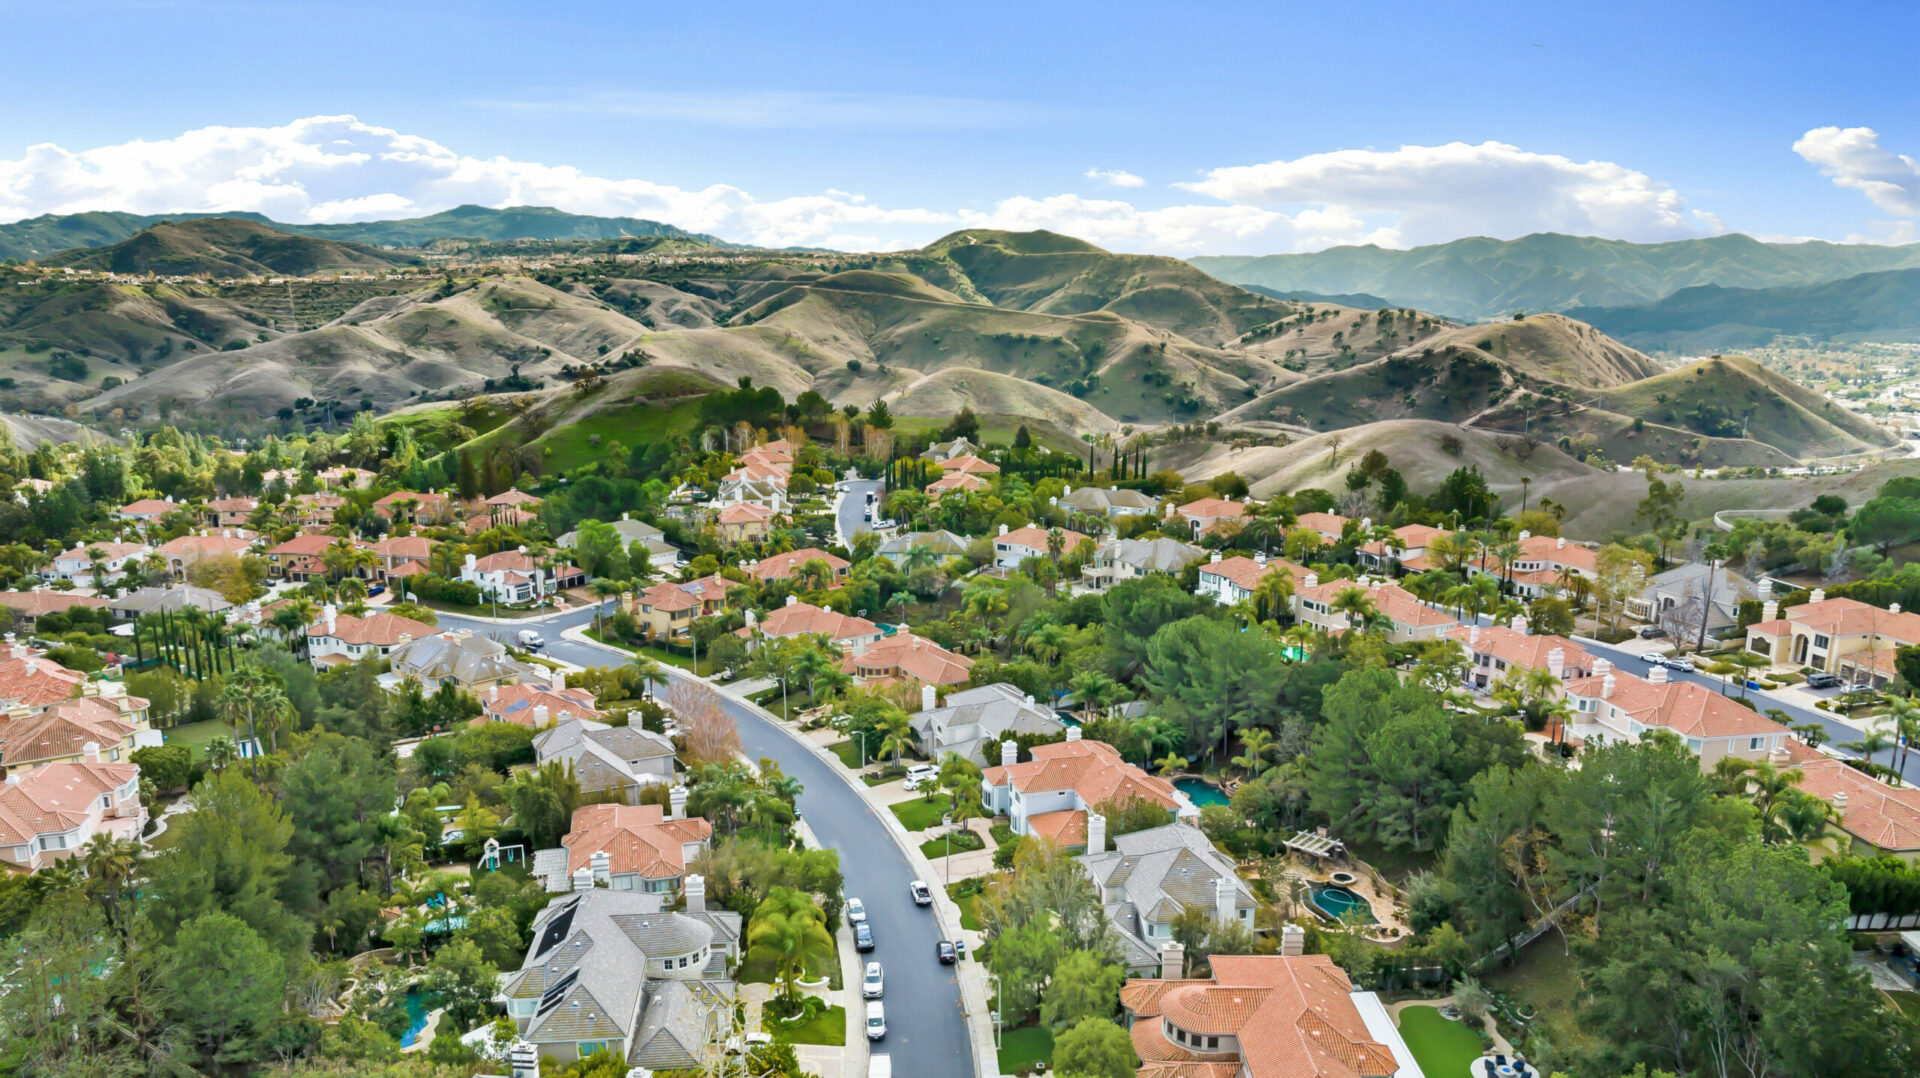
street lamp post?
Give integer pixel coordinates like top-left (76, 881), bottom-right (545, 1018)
top-left (854, 730), bottom-right (868, 773)
top-left (943, 813), bottom-right (953, 887)
top-left (986, 972), bottom-right (1002, 1050)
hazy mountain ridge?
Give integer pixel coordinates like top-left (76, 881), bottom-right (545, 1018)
top-left (1569, 268), bottom-right (1920, 351)
top-left (45, 218), bottom-right (422, 277)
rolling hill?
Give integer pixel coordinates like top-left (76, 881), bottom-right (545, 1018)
top-left (46, 218), bottom-right (421, 277)
top-left (1192, 232), bottom-right (1920, 321)
top-left (1568, 268), bottom-right (1920, 351)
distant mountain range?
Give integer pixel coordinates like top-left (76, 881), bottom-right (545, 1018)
top-left (0, 204), bottom-right (727, 262)
top-left (1569, 268), bottom-right (1920, 351)
top-left (1192, 232), bottom-right (1920, 323)
top-left (45, 218), bottom-right (421, 277)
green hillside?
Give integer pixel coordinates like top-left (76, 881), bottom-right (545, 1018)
top-left (47, 218), bottom-right (420, 277)
top-left (286, 204), bottom-right (730, 247)
top-left (1589, 355), bottom-right (1892, 456)
top-left (0, 210), bottom-right (278, 262)
top-left (1192, 232), bottom-right (1920, 320)
top-left (1569, 268), bottom-right (1920, 350)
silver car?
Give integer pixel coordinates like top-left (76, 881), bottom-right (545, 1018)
top-left (862, 961), bottom-right (884, 999)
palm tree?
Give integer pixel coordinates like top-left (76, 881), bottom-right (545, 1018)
top-left (630, 654), bottom-right (667, 700)
top-left (220, 664), bottom-right (295, 770)
top-left (1231, 728), bottom-right (1277, 777)
top-left (588, 579), bottom-right (621, 635)
top-left (1849, 727), bottom-right (1896, 767)
top-left (1253, 571), bottom-right (1295, 625)
top-left (745, 889), bottom-right (836, 1003)
top-left (1330, 585), bottom-right (1378, 634)
top-left (902, 544), bottom-right (938, 574)
top-left (1068, 670), bottom-right (1126, 724)
top-left (1153, 751), bottom-right (1189, 777)
top-left (81, 833), bottom-right (142, 934)
top-left (1888, 696), bottom-right (1920, 777)
top-left (204, 736), bottom-right (239, 773)
top-left (876, 708), bottom-right (917, 772)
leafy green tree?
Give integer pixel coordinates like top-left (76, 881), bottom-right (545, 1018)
top-left (1143, 615), bottom-right (1287, 758)
top-left (1041, 949), bottom-right (1124, 1029)
top-left (280, 730), bottom-right (398, 916)
top-left (0, 894), bottom-right (136, 1074)
top-left (1051, 1017), bottom-right (1137, 1078)
top-left (426, 937), bottom-right (501, 1033)
top-left (1851, 496), bottom-right (1920, 555)
top-left (745, 887), bottom-right (836, 1003)
top-left (142, 769), bottom-right (308, 955)
top-left (164, 911), bottom-right (288, 1064)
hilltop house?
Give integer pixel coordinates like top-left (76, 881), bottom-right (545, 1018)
top-left (927, 471), bottom-right (989, 499)
top-left (202, 496), bottom-right (259, 528)
top-left (372, 490), bottom-right (451, 524)
top-left (1082, 823), bottom-right (1259, 975)
top-left (939, 453), bottom-right (1000, 477)
top-left (1059, 485), bottom-right (1161, 520)
top-left (920, 436), bottom-right (980, 461)
top-left (0, 750), bottom-right (147, 873)
top-left (154, 531), bottom-right (254, 577)
top-left (1470, 533), bottom-right (1599, 598)
top-left (40, 541), bottom-right (150, 586)
top-left (1744, 591), bottom-right (1920, 688)
top-left (1447, 619), bottom-right (1594, 693)
top-left (1628, 562), bottom-right (1756, 638)
top-left (116, 497), bottom-right (177, 523)
top-left (1292, 578), bottom-right (1457, 642)
top-left (981, 732), bottom-right (1193, 847)
top-left (461, 549), bottom-right (586, 604)
top-left (534, 802), bottom-right (714, 895)
top-left (1082, 537), bottom-right (1206, 593)
top-left (499, 886), bottom-right (739, 1067)
top-left (534, 718), bottom-right (678, 803)
top-left (1121, 953), bottom-right (1412, 1078)
top-left (715, 503), bottom-right (775, 545)
top-left (1357, 523), bottom-right (1451, 573)
top-left (1171, 497), bottom-right (1245, 540)
top-left (909, 682), bottom-right (1064, 766)
top-left (558, 516), bottom-right (681, 569)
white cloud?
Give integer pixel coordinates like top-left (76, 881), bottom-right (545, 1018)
top-left (0, 116), bottom-right (1715, 255)
top-left (1179, 140), bottom-right (1702, 246)
top-left (1084, 167), bottom-right (1144, 188)
top-left (1793, 126), bottom-right (1920, 217)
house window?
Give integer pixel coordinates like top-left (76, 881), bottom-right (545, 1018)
top-left (1749, 737), bottom-right (1764, 751)
top-left (1814, 634), bottom-right (1830, 649)
top-left (1686, 738), bottom-right (1702, 752)
top-left (1206, 1036), bottom-right (1219, 1049)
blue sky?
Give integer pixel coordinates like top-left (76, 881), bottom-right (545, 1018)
top-left (1, 0), bottom-right (1916, 252)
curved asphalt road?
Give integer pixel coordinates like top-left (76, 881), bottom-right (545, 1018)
top-left (433, 605), bottom-right (975, 1077)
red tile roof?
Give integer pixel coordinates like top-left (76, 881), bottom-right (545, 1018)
top-left (718, 503), bottom-right (775, 525)
top-left (0, 760), bottom-right (139, 847)
top-left (1176, 498), bottom-right (1245, 520)
top-left (998, 525), bottom-right (1091, 554)
top-left (983, 738), bottom-right (1177, 811)
top-left (1793, 755), bottom-right (1920, 853)
top-left (1785, 597), bottom-right (1920, 642)
top-left (841, 632), bottom-right (972, 686)
top-left (927, 472), bottom-right (989, 497)
top-left (941, 454), bottom-right (1000, 476)
top-left (118, 498), bottom-right (176, 517)
top-left (751, 548), bottom-right (850, 582)
top-left (480, 683), bottom-right (602, 727)
top-left (1293, 512), bottom-right (1350, 537)
top-left (562, 803), bottom-right (712, 880)
top-left (1199, 555), bottom-right (1311, 593)
top-left (1565, 670), bottom-right (1790, 739)
top-left (755, 601), bottom-right (878, 644)
top-left (0, 656), bottom-right (86, 709)
top-left (0, 592), bottom-right (109, 618)
top-left (308, 612), bottom-right (437, 648)
top-left (1446, 624), bottom-right (1591, 672)
top-left (0, 697), bottom-right (137, 766)
top-left (1125, 955), bottom-right (1396, 1078)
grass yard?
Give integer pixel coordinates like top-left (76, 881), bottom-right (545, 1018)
top-left (947, 880), bottom-right (986, 931)
top-left (764, 1000), bottom-right (846, 1047)
top-left (890, 793), bottom-right (956, 832)
top-left (920, 829), bottom-right (986, 859)
top-left (1484, 937), bottom-right (1588, 1054)
top-left (1885, 990), bottom-right (1920, 1021)
top-left (827, 739), bottom-right (865, 769)
top-left (996, 1024), bottom-right (1053, 1073)
top-left (158, 718), bottom-right (237, 760)
top-left (582, 631), bottom-right (719, 677)
top-left (1396, 1006), bottom-right (1487, 1078)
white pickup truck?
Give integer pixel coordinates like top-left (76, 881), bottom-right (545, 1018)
top-left (516, 629), bottom-right (544, 649)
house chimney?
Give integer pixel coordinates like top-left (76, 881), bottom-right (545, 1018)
top-left (572, 866), bottom-right (594, 892)
top-left (1811, 588), bottom-right (1826, 604)
top-left (1833, 789), bottom-right (1850, 811)
top-left (1468, 625), bottom-right (1480, 647)
top-left (1768, 746), bottom-right (1791, 768)
top-left (1085, 811), bottom-right (1106, 854)
top-left (83, 741), bottom-right (99, 763)
top-left (1511, 614), bottom-right (1529, 635)
top-left (1593, 658), bottom-right (1611, 677)
top-left (999, 524), bottom-right (1009, 536)
top-left (551, 669), bottom-right (564, 692)
top-left (1160, 941), bottom-right (1185, 980)
top-left (464, 552), bottom-right (476, 569)
top-left (669, 785), bottom-right (689, 820)
top-left (684, 873), bottom-right (706, 913)
top-left (1893, 603), bottom-right (1904, 615)
top-left (590, 849), bottom-right (611, 884)
top-left (921, 684), bottom-right (936, 712)
top-left (489, 684), bottom-right (500, 701)
top-left (1023, 693), bottom-right (1035, 707)
top-left (509, 1044), bottom-right (540, 1078)
top-left (1602, 673), bottom-right (1616, 698)
top-left (397, 633), bottom-right (412, 646)
top-left (785, 594), bottom-right (798, 607)
top-left (1547, 648), bottom-right (1565, 681)
top-left (1215, 875), bottom-right (1238, 926)
top-left (1556, 536), bottom-right (1568, 549)
top-left (1762, 600), bottom-right (1779, 622)
top-left (1648, 665), bottom-right (1668, 684)
top-left (1304, 573), bottom-right (1318, 588)
top-left (1065, 726), bottom-right (1082, 742)
top-left (1002, 740), bottom-right (1018, 767)
top-left (1063, 485), bottom-right (1072, 496)
top-left (1281, 924), bottom-right (1305, 957)
top-left (1518, 530), bottom-right (1531, 541)
top-left (533, 704), bottom-right (550, 726)
top-left (1210, 551), bottom-right (1222, 563)
top-left (323, 603), bottom-right (337, 635)
top-left (23, 659), bottom-right (36, 676)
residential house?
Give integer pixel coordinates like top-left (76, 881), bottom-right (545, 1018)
top-left (372, 490), bottom-right (451, 524)
top-left (717, 447), bottom-right (790, 510)
top-left (0, 696), bottom-right (146, 768)
top-left (1447, 619), bottom-right (1594, 693)
top-left (744, 597), bottom-right (883, 654)
top-left (39, 541), bottom-right (149, 585)
top-left (1083, 538), bottom-right (1207, 593)
top-left (386, 629), bottom-right (545, 693)
top-left (533, 802), bottom-right (714, 895)
top-left (1292, 511), bottom-right (1352, 544)
top-left (1471, 533), bottom-right (1599, 598)
top-left (0, 751), bottom-right (147, 873)
top-left (499, 886), bottom-right (739, 1066)
top-left (1779, 740), bottom-right (1920, 865)
top-left (1082, 823), bottom-right (1259, 975)
top-left (290, 492), bottom-right (346, 526)
top-left (910, 682), bottom-right (1064, 767)
top-left (108, 585), bottom-right (233, 621)
top-left (920, 436), bottom-right (980, 461)
top-left (1171, 497), bottom-right (1245, 540)
top-left (1628, 562), bottom-right (1756, 637)
top-left (632, 575), bottom-right (742, 643)
top-left (715, 503), bottom-right (775, 545)
top-left (558, 515), bottom-right (681, 570)
top-left (1121, 953), bottom-right (1412, 1078)
top-left (461, 549), bottom-right (585, 604)
top-left (927, 471), bottom-right (989, 499)
top-left (315, 466), bottom-right (375, 489)
top-left (486, 489), bottom-right (543, 509)
top-left (0, 648), bottom-right (145, 719)
top-left (202, 496), bottom-right (259, 527)
top-left (368, 535), bottom-right (435, 580)
top-left (981, 733), bottom-right (1194, 847)
top-left (1562, 659), bottom-right (1790, 769)
top-left (1357, 523), bottom-right (1451, 572)
top-left (1292, 578), bottom-right (1457, 642)
top-left (116, 497), bottom-right (177, 523)
top-left (534, 718), bottom-right (678, 803)
top-left (993, 523), bottom-right (1090, 570)
top-left (877, 530), bottom-right (971, 566)
top-left (1744, 591), bottom-right (1920, 688)
top-left (154, 531), bottom-right (254, 577)
top-left (0, 591), bottom-right (109, 628)
top-left (306, 605), bottom-right (438, 669)
top-left (842, 632), bottom-right (973, 688)
top-left (263, 533), bottom-right (347, 579)
top-left (479, 675), bottom-right (604, 727)
top-left (467, 504), bottom-right (539, 534)
top-left (939, 453), bottom-right (1000, 477)
top-left (1058, 485), bottom-right (1161, 520)
top-left (748, 548), bottom-right (850, 584)
top-left (1195, 552), bottom-right (1312, 607)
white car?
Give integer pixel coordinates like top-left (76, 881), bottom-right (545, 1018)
top-left (1640, 652), bottom-right (1665, 663)
top-left (1663, 657), bottom-right (1696, 673)
top-left (845, 897), bottom-right (867, 926)
top-left (862, 961), bottom-right (885, 999)
top-left (909, 880), bottom-right (932, 906)
top-left (865, 1001), bottom-right (887, 1041)
top-left (905, 764), bottom-right (939, 785)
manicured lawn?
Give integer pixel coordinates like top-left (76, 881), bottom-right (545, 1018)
top-left (827, 739), bottom-right (865, 769)
top-left (158, 718), bottom-right (236, 760)
top-left (1396, 1006), bottom-right (1486, 1078)
top-left (997, 1024), bottom-right (1053, 1073)
top-left (890, 794), bottom-right (955, 832)
top-left (920, 829), bottom-right (985, 859)
top-left (947, 880), bottom-right (986, 931)
top-left (765, 1000), bottom-right (846, 1047)
top-left (1886, 990), bottom-right (1920, 1021)
top-left (752, 687), bottom-right (819, 721)
top-left (581, 632), bottom-right (719, 677)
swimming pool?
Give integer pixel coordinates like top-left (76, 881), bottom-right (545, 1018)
top-left (1308, 882), bottom-right (1377, 925)
top-left (401, 986), bottom-right (432, 1048)
top-left (1174, 777), bottom-right (1229, 807)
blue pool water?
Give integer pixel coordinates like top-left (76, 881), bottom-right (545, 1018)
top-left (401, 986), bottom-right (433, 1048)
top-left (1174, 777), bottom-right (1230, 807)
top-left (1309, 883), bottom-right (1377, 925)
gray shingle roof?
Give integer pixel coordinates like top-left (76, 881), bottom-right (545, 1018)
top-left (627, 979), bottom-right (729, 1068)
top-left (1081, 823), bottom-right (1255, 945)
top-left (1101, 537), bottom-right (1205, 574)
top-left (911, 683), bottom-right (1064, 765)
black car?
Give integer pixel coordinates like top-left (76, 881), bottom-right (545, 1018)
top-left (936, 939), bottom-right (956, 964)
top-left (854, 922), bottom-right (875, 952)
